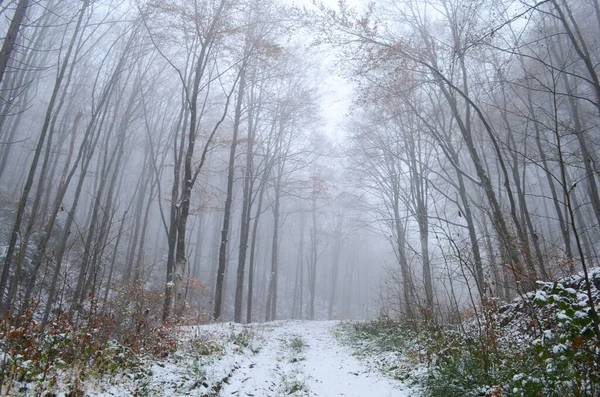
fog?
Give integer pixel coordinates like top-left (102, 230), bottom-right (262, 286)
top-left (0, 0), bottom-right (598, 330)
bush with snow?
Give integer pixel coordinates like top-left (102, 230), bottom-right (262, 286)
top-left (340, 269), bottom-right (600, 397)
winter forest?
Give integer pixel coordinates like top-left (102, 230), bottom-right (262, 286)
top-left (1, 0), bottom-right (600, 395)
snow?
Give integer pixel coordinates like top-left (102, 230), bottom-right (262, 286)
top-left (86, 321), bottom-right (411, 396)
top-left (534, 290), bottom-right (547, 302)
top-left (557, 312), bottom-right (570, 321)
top-left (221, 321), bottom-right (410, 396)
top-left (0, 351), bottom-right (11, 363)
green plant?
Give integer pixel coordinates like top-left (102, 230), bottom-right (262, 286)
top-left (228, 326), bottom-right (255, 352)
top-left (288, 335), bottom-right (307, 354)
top-left (188, 357), bottom-right (207, 384)
top-left (516, 281), bottom-right (600, 397)
top-left (421, 332), bottom-right (505, 397)
top-left (420, 277), bottom-right (600, 397)
top-left (341, 316), bottom-right (415, 353)
top-left (191, 339), bottom-right (223, 356)
top-left (280, 374), bottom-right (308, 395)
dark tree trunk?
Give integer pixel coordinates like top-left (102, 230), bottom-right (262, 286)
top-left (214, 70), bottom-right (246, 321)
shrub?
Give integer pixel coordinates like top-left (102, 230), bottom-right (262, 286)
top-left (288, 335), bottom-right (307, 353)
top-left (340, 272), bottom-right (600, 397)
top-left (228, 326), bottom-right (255, 352)
top-left (0, 296), bottom-right (179, 395)
top-left (422, 277), bottom-right (600, 397)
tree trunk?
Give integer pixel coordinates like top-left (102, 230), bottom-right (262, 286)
top-left (307, 191), bottom-right (318, 320)
top-left (327, 218), bottom-right (341, 320)
top-left (214, 70), bottom-right (246, 321)
top-left (0, 0), bottom-right (29, 86)
top-left (246, 159), bottom-right (269, 323)
top-left (265, 170), bottom-right (282, 322)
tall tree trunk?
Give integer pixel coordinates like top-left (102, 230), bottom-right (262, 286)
top-left (162, 104), bottom-right (186, 321)
top-left (133, 178), bottom-right (157, 283)
top-left (292, 217), bottom-right (305, 320)
top-left (327, 221), bottom-right (341, 320)
top-left (214, 70), bottom-right (246, 321)
top-left (102, 210), bottom-right (127, 311)
top-left (246, 159), bottom-right (269, 323)
top-left (165, 0), bottom-right (230, 321)
top-left (124, 172), bottom-right (149, 282)
top-left (265, 170), bottom-right (282, 322)
top-left (233, 71), bottom-right (253, 323)
top-left (308, 188), bottom-right (318, 321)
top-left (407, 131), bottom-right (433, 314)
top-left (392, 196), bottom-right (415, 320)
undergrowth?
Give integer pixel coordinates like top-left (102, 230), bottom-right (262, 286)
top-left (340, 270), bottom-right (600, 397)
top-left (0, 300), bottom-right (179, 395)
top-left (277, 333), bottom-right (309, 396)
top-left (336, 316), bottom-right (421, 383)
top-left (341, 316), bottom-right (416, 352)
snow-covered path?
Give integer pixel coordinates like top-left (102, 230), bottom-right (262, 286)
top-left (89, 320), bottom-right (411, 396)
top-left (221, 321), bottom-right (409, 397)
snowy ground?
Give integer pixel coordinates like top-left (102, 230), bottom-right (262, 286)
top-left (220, 321), bottom-right (410, 396)
top-left (91, 320), bottom-right (411, 396)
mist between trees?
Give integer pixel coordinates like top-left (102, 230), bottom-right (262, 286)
top-left (0, 0), bottom-right (598, 335)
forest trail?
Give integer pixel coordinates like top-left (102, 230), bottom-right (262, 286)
top-left (220, 321), bottom-right (409, 397)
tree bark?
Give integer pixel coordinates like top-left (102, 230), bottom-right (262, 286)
top-left (0, 0), bottom-right (29, 86)
top-left (214, 70), bottom-right (246, 321)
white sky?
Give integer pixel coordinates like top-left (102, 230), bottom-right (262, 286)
top-left (285, 0), bottom-right (366, 143)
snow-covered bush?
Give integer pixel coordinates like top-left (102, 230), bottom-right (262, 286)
top-left (512, 280), bottom-right (600, 396)
top-left (423, 270), bottom-right (600, 397)
top-left (340, 270), bottom-right (600, 397)
top-left (0, 298), bottom-right (179, 395)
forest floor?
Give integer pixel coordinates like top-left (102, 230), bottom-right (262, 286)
top-left (88, 320), bottom-right (412, 396)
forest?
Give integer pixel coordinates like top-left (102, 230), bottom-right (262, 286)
top-left (0, 0), bottom-right (599, 395)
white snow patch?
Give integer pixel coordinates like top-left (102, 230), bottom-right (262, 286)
top-left (221, 321), bottom-right (411, 396)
